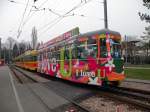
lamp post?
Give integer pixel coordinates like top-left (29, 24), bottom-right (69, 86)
top-left (104, 0), bottom-right (108, 29)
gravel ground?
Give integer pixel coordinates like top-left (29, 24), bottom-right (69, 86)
top-left (80, 96), bottom-right (146, 112)
top-left (120, 81), bottom-right (150, 92)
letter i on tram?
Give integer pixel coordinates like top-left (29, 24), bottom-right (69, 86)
top-left (37, 27), bottom-right (125, 86)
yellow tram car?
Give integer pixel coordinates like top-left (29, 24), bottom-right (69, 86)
top-left (14, 50), bottom-right (38, 71)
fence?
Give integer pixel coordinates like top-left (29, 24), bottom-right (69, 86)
top-left (124, 55), bottom-right (150, 64)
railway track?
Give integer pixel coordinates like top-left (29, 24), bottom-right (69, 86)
top-left (9, 66), bottom-right (55, 112)
top-left (9, 66), bottom-right (91, 112)
top-left (124, 80), bottom-right (150, 85)
top-left (93, 86), bottom-right (150, 111)
top-left (105, 86), bottom-right (150, 102)
top-left (10, 66), bottom-right (150, 111)
top-left (10, 66), bottom-right (37, 84)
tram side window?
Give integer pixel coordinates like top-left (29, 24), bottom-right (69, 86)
top-left (87, 38), bottom-right (97, 58)
top-left (100, 38), bottom-right (107, 58)
top-left (47, 52), bottom-right (51, 59)
top-left (77, 46), bottom-right (88, 60)
top-left (39, 53), bottom-right (42, 61)
top-left (65, 49), bottom-right (69, 60)
top-left (33, 56), bottom-right (37, 61)
top-left (77, 39), bottom-right (97, 60)
top-left (40, 53), bottom-right (42, 61)
top-left (56, 52), bottom-right (60, 61)
top-left (51, 51), bottom-right (55, 59)
top-left (72, 48), bottom-right (77, 59)
top-left (37, 54), bottom-right (39, 61)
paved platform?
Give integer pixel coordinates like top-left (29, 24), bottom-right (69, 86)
top-left (0, 66), bottom-right (69, 112)
top-left (125, 78), bottom-right (150, 84)
top-left (0, 66), bottom-right (20, 112)
top-left (125, 67), bottom-right (150, 69)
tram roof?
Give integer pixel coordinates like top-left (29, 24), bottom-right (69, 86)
top-left (14, 50), bottom-right (38, 60)
top-left (24, 50), bottom-right (38, 56)
top-left (79, 29), bottom-right (121, 37)
top-left (38, 28), bottom-right (121, 50)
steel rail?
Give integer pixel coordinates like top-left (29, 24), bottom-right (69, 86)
top-left (96, 91), bottom-right (150, 111)
top-left (10, 67), bottom-right (23, 84)
top-left (124, 80), bottom-right (150, 85)
top-left (94, 87), bottom-right (150, 111)
top-left (44, 84), bottom-right (91, 112)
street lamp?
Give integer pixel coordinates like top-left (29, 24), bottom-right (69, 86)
top-left (104, 0), bottom-right (108, 29)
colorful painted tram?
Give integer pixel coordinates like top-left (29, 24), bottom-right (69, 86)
top-left (37, 27), bottom-right (125, 86)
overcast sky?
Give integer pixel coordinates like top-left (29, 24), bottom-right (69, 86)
top-left (0, 0), bottom-right (149, 43)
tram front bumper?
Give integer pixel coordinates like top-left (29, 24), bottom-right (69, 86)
top-left (107, 72), bottom-right (125, 81)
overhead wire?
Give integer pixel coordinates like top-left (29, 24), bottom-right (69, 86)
top-left (21, 0), bottom-right (49, 29)
top-left (8, 0), bottom-right (33, 6)
top-left (31, 7), bottom-right (62, 17)
top-left (66, 13), bottom-right (104, 20)
top-left (17, 0), bottom-right (30, 38)
top-left (15, 0), bottom-right (100, 39)
top-left (16, 0), bottom-right (50, 38)
top-left (39, 0), bottom-right (93, 36)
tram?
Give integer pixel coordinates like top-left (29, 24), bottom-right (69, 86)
top-left (37, 27), bottom-right (125, 86)
top-left (14, 50), bottom-right (38, 71)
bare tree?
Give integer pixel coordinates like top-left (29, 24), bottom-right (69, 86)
top-left (12, 44), bottom-right (19, 58)
top-left (141, 26), bottom-right (150, 56)
top-left (139, 0), bottom-right (150, 23)
top-left (31, 26), bottom-right (38, 50)
top-left (18, 42), bottom-right (26, 54)
top-left (6, 37), bottom-right (16, 63)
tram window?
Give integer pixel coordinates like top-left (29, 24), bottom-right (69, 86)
top-left (28, 56), bottom-right (32, 61)
top-left (41, 54), bottom-right (43, 61)
top-left (65, 49), bottom-right (69, 60)
top-left (40, 54), bottom-right (42, 61)
top-left (77, 45), bottom-right (97, 59)
top-left (47, 52), bottom-right (50, 59)
top-left (33, 56), bottom-right (37, 61)
top-left (38, 54), bottom-right (41, 61)
top-left (49, 52), bottom-right (51, 59)
top-left (100, 38), bottom-right (107, 58)
top-left (56, 52), bottom-right (60, 60)
top-left (72, 48), bottom-right (77, 59)
top-left (37, 54), bottom-right (39, 61)
top-left (110, 39), bottom-right (121, 58)
top-left (87, 38), bottom-right (96, 44)
top-left (39, 54), bottom-right (41, 61)
top-left (45, 52), bottom-right (47, 59)
top-left (43, 51), bottom-right (46, 59)
top-left (77, 46), bottom-right (88, 59)
top-left (87, 44), bottom-right (97, 58)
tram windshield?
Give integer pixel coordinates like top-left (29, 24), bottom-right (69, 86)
top-left (110, 39), bottom-right (121, 58)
